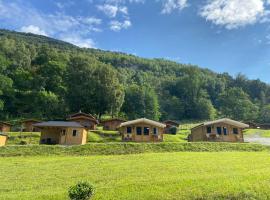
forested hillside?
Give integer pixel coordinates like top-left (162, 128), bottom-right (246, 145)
top-left (0, 29), bottom-right (269, 122)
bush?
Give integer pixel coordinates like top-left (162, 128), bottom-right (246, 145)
top-left (68, 181), bottom-right (95, 200)
top-left (169, 126), bottom-right (178, 135)
top-left (19, 140), bottom-right (27, 145)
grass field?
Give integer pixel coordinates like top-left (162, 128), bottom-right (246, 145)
top-left (243, 129), bottom-right (270, 137)
top-left (1, 152), bottom-right (270, 200)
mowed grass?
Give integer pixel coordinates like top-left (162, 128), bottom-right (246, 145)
top-left (1, 152), bottom-right (270, 200)
top-left (244, 129), bottom-right (270, 137)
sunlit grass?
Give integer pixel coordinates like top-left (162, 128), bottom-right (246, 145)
top-left (1, 152), bottom-right (270, 200)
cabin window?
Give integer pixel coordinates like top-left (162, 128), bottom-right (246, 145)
top-left (144, 127), bottom-right (150, 135)
top-left (233, 128), bottom-right (238, 134)
top-left (153, 128), bottom-right (158, 135)
top-left (72, 130), bottom-right (77, 137)
top-left (136, 127), bottom-right (142, 135)
top-left (223, 127), bottom-right (227, 135)
top-left (206, 126), bottom-right (211, 134)
top-left (217, 127), bottom-right (222, 135)
top-left (127, 127), bottom-right (132, 134)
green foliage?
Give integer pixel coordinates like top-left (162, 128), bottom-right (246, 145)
top-left (0, 29), bottom-right (269, 122)
top-left (122, 85), bottom-right (160, 120)
top-left (68, 181), bottom-right (95, 200)
top-left (217, 87), bottom-right (259, 121)
top-left (0, 142), bottom-right (269, 157)
top-left (168, 126), bottom-right (178, 135)
top-left (259, 104), bottom-right (270, 123)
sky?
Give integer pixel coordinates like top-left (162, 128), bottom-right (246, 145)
top-left (0, 0), bottom-right (270, 82)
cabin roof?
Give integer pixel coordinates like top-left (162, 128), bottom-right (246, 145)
top-left (68, 111), bottom-right (95, 119)
top-left (192, 118), bottom-right (249, 129)
top-left (0, 132), bottom-right (8, 136)
top-left (21, 119), bottom-right (41, 123)
top-left (67, 111), bottom-right (98, 123)
top-left (33, 121), bottom-right (84, 128)
top-left (163, 120), bottom-right (180, 126)
top-left (0, 121), bottom-right (12, 126)
top-left (119, 118), bottom-right (166, 128)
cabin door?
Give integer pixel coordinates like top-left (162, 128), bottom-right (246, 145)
top-left (59, 129), bottom-right (67, 144)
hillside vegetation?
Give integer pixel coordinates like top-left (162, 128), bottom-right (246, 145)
top-left (0, 29), bottom-right (270, 122)
top-left (2, 152), bottom-right (270, 200)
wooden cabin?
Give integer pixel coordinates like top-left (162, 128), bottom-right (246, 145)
top-left (164, 120), bottom-right (180, 134)
top-left (67, 111), bottom-right (98, 130)
top-left (21, 119), bottom-right (41, 132)
top-left (0, 122), bottom-right (11, 132)
top-left (119, 118), bottom-right (166, 142)
top-left (189, 118), bottom-right (249, 142)
top-left (34, 121), bottom-right (88, 145)
top-left (101, 118), bottom-right (126, 131)
top-left (0, 133), bottom-right (8, 146)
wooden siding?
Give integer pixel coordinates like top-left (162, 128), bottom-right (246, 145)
top-left (189, 122), bottom-right (244, 142)
top-left (0, 135), bottom-right (7, 146)
top-left (40, 127), bottom-right (87, 145)
top-left (120, 122), bottom-right (164, 142)
top-left (0, 124), bottom-right (11, 132)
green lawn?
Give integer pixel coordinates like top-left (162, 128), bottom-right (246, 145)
top-left (6, 132), bottom-right (41, 145)
top-left (1, 152), bottom-right (270, 200)
top-left (244, 129), bottom-right (270, 137)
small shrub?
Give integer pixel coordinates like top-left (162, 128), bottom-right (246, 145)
top-left (68, 181), bottom-right (95, 200)
top-left (19, 140), bottom-right (27, 145)
top-left (169, 126), bottom-right (178, 135)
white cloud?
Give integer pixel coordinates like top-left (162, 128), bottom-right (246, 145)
top-left (200, 0), bottom-right (269, 29)
top-left (110, 20), bottom-right (131, 31)
top-left (0, 1), bottom-right (100, 48)
top-left (20, 25), bottom-right (48, 36)
top-left (60, 35), bottom-right (95, 48)
top-left (161, 0), bottom-right (188, 14)
top-left (97, 4), bottom-right (128, 18)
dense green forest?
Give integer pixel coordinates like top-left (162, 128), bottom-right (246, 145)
top-left (0, 29), bottom-right (269, 122)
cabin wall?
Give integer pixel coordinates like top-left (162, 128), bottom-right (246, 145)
top-left (0, 124), bottom-right (11, 132)
top-left (22, 122), bottom-right (39, 132)
top-left (120, 122), bottom-right (164, 142)
top-left (190, 122), bottom-right (244, 142)
top-left (0, 135), bottom-right (7, 146)
top-left (70, 118), bottom-right (97, 130)
top-left (61, 128), bottom-right (87, 145)
top-left (40, 127), bottom-right (87, 145)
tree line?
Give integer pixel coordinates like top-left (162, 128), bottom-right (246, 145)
top-left (0, 29), bottom-right (270, 123)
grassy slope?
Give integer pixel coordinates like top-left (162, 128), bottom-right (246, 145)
top-left (1, 152), bottom-right (270, 200)
top-left (0, 142), bottom-right (269, 157)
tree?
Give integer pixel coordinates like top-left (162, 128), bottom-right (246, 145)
top-left (217, 87), bottom-right (259, 121)
top-left (66, 56), bottom-right (124, 119)
top-left (259, 105), bottom-right (270, 123)
top-left (122, 85), bottom-right (160, 120)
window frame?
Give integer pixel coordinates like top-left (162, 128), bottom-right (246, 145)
top-left (216, 127), bottom-right (222, 135)
top-left (233, 128), bottom-right (239, 134)
top-left (223, 127), bottom-right (227, 135)
top-left (143, 127), bottom-right (150, 135)
top-left (72, 130), bottom-right (78, 137)
top-left (127, 127), bottom-right (132, 134)
top-left (206, 126), bottom-right (212, 134)
top-left (136, 127), bottom-right (142, 135)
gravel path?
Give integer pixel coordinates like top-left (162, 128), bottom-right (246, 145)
top-left (245, 134), bottom-right (270, 145)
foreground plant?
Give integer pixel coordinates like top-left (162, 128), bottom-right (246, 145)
top-left (68, 181), bottom-right (95, 200)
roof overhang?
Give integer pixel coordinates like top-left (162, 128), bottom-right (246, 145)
top-left (192, 118), bottom-right (249, 129)
top-left (119, 118), bottom-right (166, 128)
